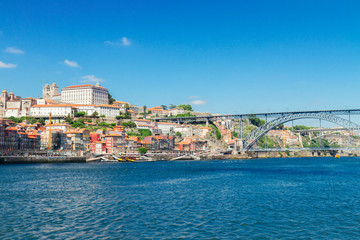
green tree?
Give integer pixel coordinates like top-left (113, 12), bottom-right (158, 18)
top-left (292, 125), bottom-right (311, 131)
top-left (177, 104), bottom-right (193, 111)
top-left (138, 147), bottom-right (148, 155)
top-left (121, 121), bottom-right (137, 128)
top-left (124, 103), bottom-right (130, 115)
top-left (99, 122), bottom-right (110, 127)
top-left (169, 104), bottom-right (176, 109)
top-left (38, 118), bottom-right (45, 125)
top-left (176, 131), bottom-right (182, 137)
top-left (216, 129), bottom-right (221, 140)
top-left (161, 105), bottom-right (168, 110)
top-left (123, 114), bottom-right (131, 119)
top-left (138, 129), bottom-right (152, 137)
top-left (91, 111), bottom-right (99, 118)
top-left (108, 93), bottom-right (116, 104)
top-left (74, 111), bottom-right (86, 117)
top-left (172, 112), bottom-right (196, 118)
top-left (248, 114), bottom-right (265, 127)
top-left (72, 121), bottom-right (85, 128)
top-left (232, 131), bottom-right (239, 138)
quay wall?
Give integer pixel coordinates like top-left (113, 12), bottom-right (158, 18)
top-left (0, 156), bottom-right (86, 164)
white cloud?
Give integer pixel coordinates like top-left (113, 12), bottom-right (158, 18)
top-left (0, 61), bottom-right (16, 68)
top-left (104, 37), bottom-right (131, 47)
top-left (190, 100), bottom-right (207, 105)
top-left (5, 47), bottom-right (24, 54)
top-left (121, 37), bottom-right (131, 46)
top-left (64, 59), bottom-right (80, 68)
top-left (81, 75), bottom-right (105, 83)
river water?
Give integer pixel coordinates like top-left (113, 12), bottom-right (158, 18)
top-left (1, 158), bottom-right (360, 239)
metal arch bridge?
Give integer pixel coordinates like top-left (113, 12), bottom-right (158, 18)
top-left (248, 147), bottom-right (360, 152)
top-left (154, 108), bottom-right (360, 152)
top-left (242, 112), bottom-right (360, 151)
top-left (154, 109), bottom-right (360, 123)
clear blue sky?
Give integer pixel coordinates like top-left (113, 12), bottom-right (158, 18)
top-left (1, 0), bottom-right (360, 114)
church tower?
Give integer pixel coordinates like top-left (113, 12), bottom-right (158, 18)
top-left (43, 83), bottom-right (51, 99)
top-left (43, 83), bottom-right (59, 100)
top-left (0, 90), bottom-right (9, 117)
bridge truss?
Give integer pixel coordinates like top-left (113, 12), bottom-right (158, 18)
top-left (242, 112), bottom-right (360, 151)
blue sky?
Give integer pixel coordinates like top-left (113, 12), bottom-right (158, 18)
top-left (1, 0), bottom-right (360, 115)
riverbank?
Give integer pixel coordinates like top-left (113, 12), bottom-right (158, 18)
top-left (0, 150), bottom-right (358, 164)
top-left (0, 156), bottom-right (86, 164)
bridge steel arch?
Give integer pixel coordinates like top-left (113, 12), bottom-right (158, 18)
top-left (243, 112), bottom-right (360, 151)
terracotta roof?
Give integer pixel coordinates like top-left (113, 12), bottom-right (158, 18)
top-left (127, 136), bottom-right (140, 141)
top-left (6, 127), bottom-right (19, 131)
top-left (157, 122), bottom-right (177, 125)
top-left (113, 101), bottom-right (128, 104)
top-left (64, 84), bottom-right (107, 90)
top-left (106, 134), bottom-right (122, 137)
top-left (97, 104), bottom-right (120, 108)
top-left (45, 123), bottom-right (70, 127)
top-left (135, 119), bottom-right (152, 122)
top-left (75, 104), bottom-right (97, 107)
top-left (137, 124), bottom-right (155, 128)
top-left (65, 131), bottom-right (80, 134)
top-left (32, 104), bottom-right (76, 108)
top-left (148, 106), bottom-right (164, 111)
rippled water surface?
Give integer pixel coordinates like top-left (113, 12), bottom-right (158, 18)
top-left (2, 157), bottom-right (360, 239)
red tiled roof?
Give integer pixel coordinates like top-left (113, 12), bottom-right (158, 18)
top-left (97, 104), bottom-right (120, 108)
top-left (157, 122), bottom-right (177, 125)
top-left (32, 104), bottom-right (76, 108)
top-left (64, 84), bottom-right (107, 90)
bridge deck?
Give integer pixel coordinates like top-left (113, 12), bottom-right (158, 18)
top-left (155, 109), bottom-right (360, 122)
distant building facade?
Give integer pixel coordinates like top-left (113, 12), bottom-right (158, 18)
top-left (30, 104), bottom-right (77, 118)
top-left (61, 83), bottom-right (109, 105)
top-left (0, 90), bottom-right (37, 117)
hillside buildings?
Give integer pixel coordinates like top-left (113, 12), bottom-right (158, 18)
top-left (0, 90), bottom-right (37, 118)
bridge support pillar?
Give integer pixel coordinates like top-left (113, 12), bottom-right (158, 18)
top-left (232, 139), bottom-right (243, 155)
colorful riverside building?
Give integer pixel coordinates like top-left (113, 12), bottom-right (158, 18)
top-left (0, 119), bottom-right (5, 149)
top-left (2, 125), bottom-right (41, 152)
top-left (65, 129), bottom-right (90, 151)
top-left (175, 137), bottom-right (208, 152)
top-left (141, 135), bottom-right (175, 151)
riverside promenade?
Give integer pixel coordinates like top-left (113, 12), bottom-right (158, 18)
top-left (0, 156), bottom-right (86, 164)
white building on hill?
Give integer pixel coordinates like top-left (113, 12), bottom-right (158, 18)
top-left (30, 104), bottom-right (77, 118)
top-left (61, 83), bottom-right (109, 105)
